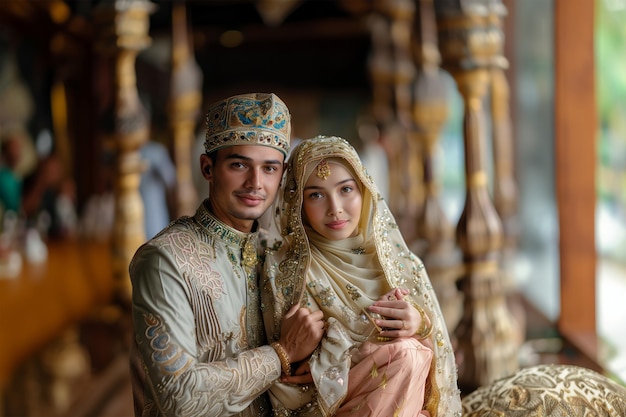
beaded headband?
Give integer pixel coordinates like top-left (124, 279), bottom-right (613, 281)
top-left (204, 93), bottom-right (291, 156)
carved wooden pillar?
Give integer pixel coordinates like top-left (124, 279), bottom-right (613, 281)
top-left (169, 0), bottom-right (202, 217)
top-left (491, 67), bottom-right (518, 256)
top-left (391, 0), bottom-right (423, 241)
top-left (40, 329), bottom-right (89, 414)
top-left (385, 0), bottom-right (416, 126)
top-left (95, 0), bottom-right (155, 305)
top-left (368, 11), bottom-right (395, 127)
top-left (371, 0), bottom-right (422, 239)
top-left (411, 0), bottom-right (463, 332)
top-left (435, 0), bottom-right (519, 391)
top-left (490, 17), bottom-right (525, 356)
top-left (367, 8), bottom-right (404, 218)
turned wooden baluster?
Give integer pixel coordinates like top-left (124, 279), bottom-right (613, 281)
top-left (373, 0), bottom-right (423, 238)
top-left (40, 329), bottom-right (89, 414)
top-left (392, 0), bottom-right (424, 240)
top-left (410, 0), bottom-right (463, 332)
top-left (435, 0), bottom-right (519, 391)
top-left (169, 0), bottom-right (202, 217)
top-left (367, 7), bottom-right (404, 217)
top-left (368, 11), bottom-right (395, 126)
top-left (491, 66), bottom-right (518, 256)
top-left (490, 18), bottom-right (525, 352)
top-left (385, 0), bottom-right (416, 127)
top-left (95, 0), bottom-right (155, 305)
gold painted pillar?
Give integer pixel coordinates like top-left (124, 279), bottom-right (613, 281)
top-left (367, 10), bottom-right (395, 127)
top-left (490, 13), bottom-right (525, 358)
top-left (367, 8), bottom-right (402, 218)
top-left (95, 0), bottom-right (155, 305)
top-left (370, 0), bottom-right (421, 238)
top-left (390, 0), bottom-right (422, 240)
top-left (491, 67), bottom-right (519, 258)
top-left (169, 0), bottom-right (202, 217)
top-left (410, 0), bottom-right (463, 332)
top-left (435, 0), bottom-right (520, 391)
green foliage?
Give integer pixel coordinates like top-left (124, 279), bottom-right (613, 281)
top-left (596, 1), bottom-right (626, 138)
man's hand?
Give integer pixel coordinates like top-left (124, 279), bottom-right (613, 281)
top-left (281, 362), bottom-right (314, 384)
top-left (278, 305), bottom-right (324, 364)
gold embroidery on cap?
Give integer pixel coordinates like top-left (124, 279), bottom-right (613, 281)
top-left (316, 160), bottom-right (331, 180)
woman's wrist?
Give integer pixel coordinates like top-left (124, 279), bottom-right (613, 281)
top-left (411, 302), bottom-right (433, 339)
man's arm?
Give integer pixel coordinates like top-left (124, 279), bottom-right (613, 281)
top-left (130, 243), bottom-right (282, 416)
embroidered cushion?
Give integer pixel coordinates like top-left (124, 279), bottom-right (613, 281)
top-left (462, 364), bottom-right (626, 416)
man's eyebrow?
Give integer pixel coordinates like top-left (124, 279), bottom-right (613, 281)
top-left (225, 153), bottom-right (282, 165)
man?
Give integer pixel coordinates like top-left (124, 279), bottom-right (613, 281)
top-left (129, 93), bottom-right (325, 417)
top-left (0, 134), bottom-right (23, 214)
top-left (138, 139), bottom-right (177, 239)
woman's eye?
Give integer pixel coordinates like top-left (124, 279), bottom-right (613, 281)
top-left (308, 192), bottom-right (323, 200)
top-left (342, 186), bottom-right (353, 193)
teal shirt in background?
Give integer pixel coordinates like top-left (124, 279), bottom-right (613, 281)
top-left (0, 166), bottom-right (21, 213)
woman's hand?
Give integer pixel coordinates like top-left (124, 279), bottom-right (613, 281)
top-left (367, 288), bottom-right (423, 338)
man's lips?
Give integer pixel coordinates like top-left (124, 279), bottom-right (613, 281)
top-left (326, 220), bottom-right (349, 230)
top-left (236, 194), bottom-right (265, 206)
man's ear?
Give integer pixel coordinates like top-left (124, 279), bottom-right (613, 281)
top-left (200, 154), bottom-right (213, 180)
top-left (279, 162), bottom-right (288, 187)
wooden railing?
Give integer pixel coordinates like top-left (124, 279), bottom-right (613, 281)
top-left (0, 239), bottom-right (115, 415)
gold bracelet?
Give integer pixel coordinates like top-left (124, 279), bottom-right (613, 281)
top-left (413, 303), bottom-right (433, 339)
top-left (270, 342), bottom-right (291, 376)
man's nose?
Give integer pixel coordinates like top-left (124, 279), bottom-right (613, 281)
top-left (245, 169), bottom-right (262, 189)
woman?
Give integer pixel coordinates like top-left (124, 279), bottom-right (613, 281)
top-left (262, 136), bottom-right (461, 417)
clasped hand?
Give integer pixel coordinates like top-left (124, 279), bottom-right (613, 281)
top-left (277, 305), bottom-right (323, 384)
top-left (278, 304), bottom-right (325, 365)
top-left (367, 287), bottom-right (422, 338)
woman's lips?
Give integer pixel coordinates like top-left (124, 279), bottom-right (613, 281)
top-left (326, 220), bottom-right (348, 229)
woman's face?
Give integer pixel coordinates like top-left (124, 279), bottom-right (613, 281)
top-left (302, 161), bottom-right (362, 240)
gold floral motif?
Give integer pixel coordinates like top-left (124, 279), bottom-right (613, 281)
top-left (316, 159), bottom-right (331, 180)
top-left (242, 237), bottom-right (257, 275)
top-left (346, 283), bottom-right (361, 300)
top-left (317, 287), bottom-right (335, 307)
top-left (379, 372), bottom-right (388, 389)
top-left (370, 363), bottom-right (378, 378)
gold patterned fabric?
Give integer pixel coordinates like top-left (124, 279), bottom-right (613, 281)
top-left (462, 364), bottom-right (626, 416)
top-left (261, 136), bottom-right (462, 416)
top-left (204, 92), bottom-right (291, 157)
top-left (130, 201), bottom-right (280, 417)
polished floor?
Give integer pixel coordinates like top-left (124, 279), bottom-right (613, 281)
top-left (94, 375), bottom-right (133, 417)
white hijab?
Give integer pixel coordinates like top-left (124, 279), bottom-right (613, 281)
top-left (262, 136), bottom-right (462, 416)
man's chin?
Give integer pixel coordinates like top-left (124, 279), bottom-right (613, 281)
top-left (235, 207), bottom-right (267, 222)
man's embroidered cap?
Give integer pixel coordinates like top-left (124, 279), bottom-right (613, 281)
top-left (204, 93), bottom-right (291, 156)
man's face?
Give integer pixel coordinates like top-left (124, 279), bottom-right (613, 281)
top-left (201, 145), bottom-right (285, 232)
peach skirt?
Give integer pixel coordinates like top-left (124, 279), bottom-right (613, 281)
top-left (335, 337), bottom-right (433, 417)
